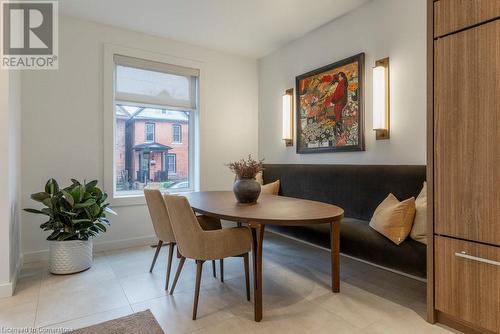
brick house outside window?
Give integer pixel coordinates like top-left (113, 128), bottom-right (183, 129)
top-left (115, 106), bottom-right (189, 191)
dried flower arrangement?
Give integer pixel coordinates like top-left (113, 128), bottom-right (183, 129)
top-left (227, 155), bottom-right (264, 179)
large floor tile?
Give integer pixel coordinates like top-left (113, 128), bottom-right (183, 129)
top-left (131, 286), bottom-right (243, 334)
top-left (39, 255), bottom-right (116, 295)
top-left (105, 246), bottom-right (166, 278)
top-left (360, 307), bottom-right (462, 334)
top-left (195, 297), bottom-right (361, 334)
top-left (35, 276), bottom-right (129, 327)
top-left (157, 259), bottom-right (224, 295)
top-left (0, 274), bottom-right (41, 328)
top-left (39, 306), bottom-right (133, 332)
top-left (312, 281), bottom-right (409, 329)
top-left (0, 299), bottom-right (38, 328)
top-left (0, 233), bottom-right (458, 334)
top-left (190, 315), bottom-right (274, 334)
top-left (119, 271), bottom-right (169, 304)
top-left (264, 299), bottom-right (361, 334)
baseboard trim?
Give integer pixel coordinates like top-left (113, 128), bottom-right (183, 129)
top-left (268, 230), bottom-right (427, 282)
top-left (22, 235), bottom-right (157, 263)
top-left (23, 249), bottom-right (50, 264)
top-left (0, 253), bottom-right (23, 298)
top-left (94, 235), bottom-right (157, 253)
top-left (0, 281), bottom-right (14, 298)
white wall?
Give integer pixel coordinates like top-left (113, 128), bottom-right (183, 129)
top-left (9, 72), bottom-right (21, 293)
top-left (21, 16), bottom-right (258, 258)
top-left (258, 0), bottom-right (426, 165)
top-left (0, 67), bottom-right (9, 292)
top-left (0, 69), bottom-right (22, 297)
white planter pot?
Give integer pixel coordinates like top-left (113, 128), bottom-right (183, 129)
top-left (48, 239), bottom-right (93, 274)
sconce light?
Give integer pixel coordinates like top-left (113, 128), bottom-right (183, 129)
top-left (282, 88), bottom-right (294, 146)
top-left (373, 57), bottom-right (390, 140)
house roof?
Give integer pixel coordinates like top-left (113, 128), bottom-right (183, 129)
top-left (116, 105), bottom-right (189, 122)
top-left (133, 142), bottom-right (172, 152)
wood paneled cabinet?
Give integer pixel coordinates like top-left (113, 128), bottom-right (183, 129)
top-left (434, 0), bottom-right (500, 37)
top-left (435, 236), bottom-right (500, 333)
top-left (429, 1), bottom-right (500, 333)
top-left (434, 19), bottom-right (500, 246)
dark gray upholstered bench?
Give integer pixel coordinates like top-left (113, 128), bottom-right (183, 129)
top-left (262, 164), bottom-right (426, 278)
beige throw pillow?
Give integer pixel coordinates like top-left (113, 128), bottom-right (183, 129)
top-left (369, 193), bottom-right (416, 245)
top-left (410, 182), bottom-right (427, 244)
top-left (255, 171), bottom-right (264, 185)
top-left (261, 180), bottom-right (280, 195)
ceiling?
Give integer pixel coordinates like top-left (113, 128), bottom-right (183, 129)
top-left (59, 0), bottom-right (370, 58)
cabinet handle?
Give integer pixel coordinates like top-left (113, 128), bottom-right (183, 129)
top-left (455, 251), bottom-right (500, 267)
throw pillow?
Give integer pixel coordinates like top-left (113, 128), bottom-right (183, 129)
top-left (255, 171), bottom-right (263, 185)
top-left (369, 193), bottom-right (416, 245)
top-left (410, 182), bottom-right (427, 244)
top-left (261, 180), bottom-right (280, 195)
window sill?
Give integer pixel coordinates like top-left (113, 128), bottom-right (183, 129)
top-left (110, 188), bottom-right (195, 207)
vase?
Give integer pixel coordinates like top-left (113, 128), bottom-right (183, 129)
top-left (48, 239), bottom-right (93, 274)
top-left (233, 177), bottom-right (261, 203)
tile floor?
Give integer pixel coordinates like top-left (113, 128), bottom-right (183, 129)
top-left (1, 233), bottom-right (459, 333)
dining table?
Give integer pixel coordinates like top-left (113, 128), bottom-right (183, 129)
top-left (184, 191), bottom-right (344, 322)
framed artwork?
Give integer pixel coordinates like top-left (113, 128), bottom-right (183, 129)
top-left (296, 53), bottom-right (364, 153)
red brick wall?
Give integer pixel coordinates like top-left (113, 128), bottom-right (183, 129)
top-left (132, 120), bottom-right (189, 182)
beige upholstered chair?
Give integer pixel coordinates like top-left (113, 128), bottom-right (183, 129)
top-left (164, 194), bottom-right (251, 320)
top-left (144, 189), bottom-right (222, 290)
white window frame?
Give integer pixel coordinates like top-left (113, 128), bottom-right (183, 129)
top-left (104, 45), bottom-right (202, 206)
top-left (145, 122), bottom-right (155, 143)
top-left (165, 153), bottom-right (177, 173)
top-left (172, 124), bottom-right (182, 143)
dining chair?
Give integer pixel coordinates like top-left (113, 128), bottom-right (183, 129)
top-left (144, 189), bottom-right (222, 290)
top-left (164, 194), bottom-right (251, 320)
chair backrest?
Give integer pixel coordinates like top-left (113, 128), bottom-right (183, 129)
top-left (163, 195), bottom-right (203, 259)
top-left (144, 189), bottom-right (175, 243)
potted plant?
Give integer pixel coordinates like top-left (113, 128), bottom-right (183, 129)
top-left (25, 178), bottom-right (116, 274)
top-left (227, 155), bottom-right (264, 204)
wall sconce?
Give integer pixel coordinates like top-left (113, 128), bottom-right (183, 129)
top-left (282, 88), bottom-right (294, 146)
top-left (373, 57), bottom-right (390, 140)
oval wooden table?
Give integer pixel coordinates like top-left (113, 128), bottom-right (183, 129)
top-left (185, 191), bottom-right (344, 322)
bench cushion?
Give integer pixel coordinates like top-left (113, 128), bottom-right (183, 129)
top-left (269, 218), bottom-right (426, 278)
top-left (262, 164), bottom-right (427, 278)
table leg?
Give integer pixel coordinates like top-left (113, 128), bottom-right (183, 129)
top-left (249, 222), bottom-right (265, 322)
top-left (331, 220), bottom-right (340, 293)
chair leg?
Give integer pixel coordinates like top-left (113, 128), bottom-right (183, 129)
top-left (243, 253), bottom-right (250, 301)
top-left (149, 240), bottom-right (163, 272)
top-left (193, 260), bottom-right (204, 320)
top-left (220, 259), bottom-right (224, 282)
top-left (165, 243), bottom-right (175, 290)
top-left (169, 256), bottom-right (186, 295)
top-left (212, 260), bottom-right (216, 278)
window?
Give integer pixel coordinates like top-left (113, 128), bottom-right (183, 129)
top-left (172, 124), bottom-right (182, 143)
top-left (166, 153), bottom-right (176, 173)
top-left (113, 54), bottom-right (198, 196)
top-left (145, 123), bottom-right (155, 142)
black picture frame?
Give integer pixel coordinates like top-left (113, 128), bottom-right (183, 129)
top-left (296, 53), bottom-right (365, 154)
